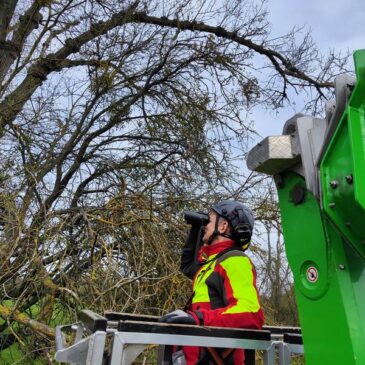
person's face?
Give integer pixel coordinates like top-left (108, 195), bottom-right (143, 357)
top-left (202, 211), bottom-right (217, 244)
top-left (202, 211), bottom-right (230, 244)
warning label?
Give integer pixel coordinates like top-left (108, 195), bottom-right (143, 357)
top-left (306, 266), bottom-right (318, 283)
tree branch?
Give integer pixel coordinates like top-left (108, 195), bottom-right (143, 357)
top-left (0, 0), bottom-right (46, 81)
top-left (0, 0), bottom-right (18, 42)
top-left (0, 8), bottom-right (333, 137)
top-left (0, 304), bottom-right (55, 339)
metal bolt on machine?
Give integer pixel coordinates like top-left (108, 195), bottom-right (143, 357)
top-left (247, 49), bottom-right (365, 364)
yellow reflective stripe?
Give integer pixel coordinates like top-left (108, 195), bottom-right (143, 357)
top-left (219, 256), bottom-right (260, 314)
top-left (192, 259), bottom-right (216, 303)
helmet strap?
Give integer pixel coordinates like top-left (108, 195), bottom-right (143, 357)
top-left (207, 217), bottom-right (219, 245)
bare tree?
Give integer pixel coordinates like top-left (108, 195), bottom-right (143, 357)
top-left (252, 179), bottom-right (299, 326)
top-left (0, 0), bottom-right (346, 361)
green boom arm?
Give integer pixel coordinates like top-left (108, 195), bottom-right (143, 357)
top-left (247, 50), bottom-right (365, 365)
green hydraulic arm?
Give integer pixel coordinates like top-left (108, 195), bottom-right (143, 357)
top-left (247, 49), bottom-right (365, 364)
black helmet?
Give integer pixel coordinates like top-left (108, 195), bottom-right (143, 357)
top-left (211, 200), bottom-right (254, 247)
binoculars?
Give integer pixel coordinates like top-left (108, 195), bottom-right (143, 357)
top-left (184, 211), bottom-right (209, 226)
top-left (183, 211), bottom-right (209, 259)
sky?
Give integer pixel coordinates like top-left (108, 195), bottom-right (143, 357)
top-left (251, 0), bottom-right (365, 142)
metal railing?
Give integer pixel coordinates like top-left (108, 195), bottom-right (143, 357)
top-left (55, 310), bottom-right (304, 365)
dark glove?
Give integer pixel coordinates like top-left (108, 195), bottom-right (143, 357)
top-left (158, 310), bottom-right (197, 325)
top-left (184, 225), bottom-right (201, 250)
top-left (180, 225), bottom-right (202, 279)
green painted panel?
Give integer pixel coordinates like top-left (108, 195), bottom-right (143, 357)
top-left (320, 50), bottom-right (365, 258)
top-left (275, 50), bottom-right (365, 365)
top-left (276, 172), bottom-right (364, 364)
top-left (277, 172), bottom-right (329, 300)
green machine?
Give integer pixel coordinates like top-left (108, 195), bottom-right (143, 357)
top-left (247, 50), bottom-right (365, 364)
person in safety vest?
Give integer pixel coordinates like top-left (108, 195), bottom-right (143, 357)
top-left (159, 200), bottom-right (264, 365)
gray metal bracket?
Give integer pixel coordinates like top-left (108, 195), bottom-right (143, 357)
top-left (318, 73), bottom-right (355, 166)
top-left (110, 334), bottom-right (146, 365)
top-left (278, 342), bottom-right (304, 365)
top-left (54, 325), bottom-right (106, 365)
top-left (247, 73), bottom-right (355, 200)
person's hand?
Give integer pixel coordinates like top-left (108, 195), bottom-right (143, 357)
top-left (158, 310), bottom-right (197, 325)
